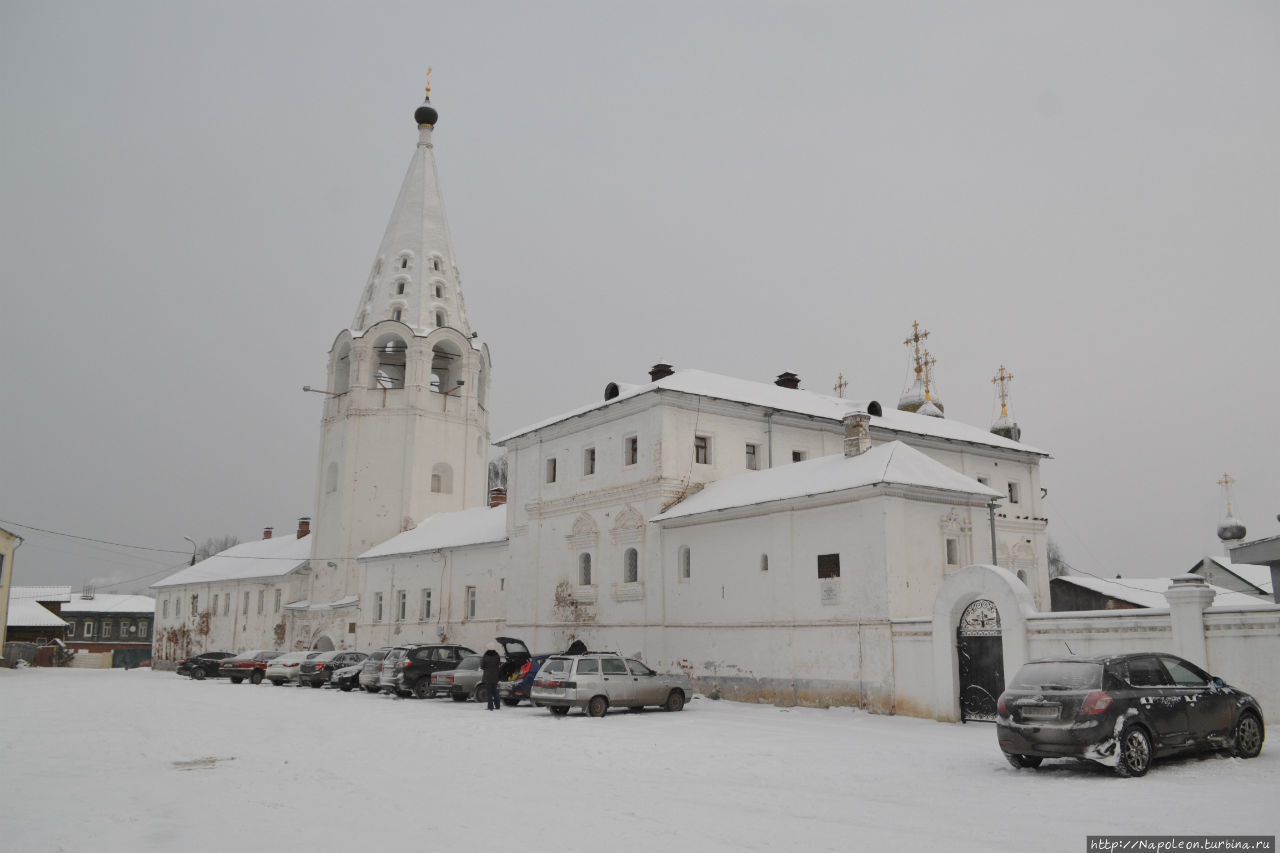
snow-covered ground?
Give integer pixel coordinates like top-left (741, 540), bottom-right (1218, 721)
top-left (1, 668), bottom-right (1274, 852)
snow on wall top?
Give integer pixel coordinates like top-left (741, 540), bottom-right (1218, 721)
top-left (9, 586), bottom-right (73, 602)
top-left (360, 505), bottom-right (508, 560)
top-left (150, 535), bottom-right (312, 589)
top-left (652, 441), bottom-right (1002, 522)
top-left (7, 598), bottom-right (67, 628)
top-left (1053, 574), bottom-right (1269, 609)
top-left (61, 594), bottom-right (157, 614)
top-left (497, 368), bottom-right (1047, 455)
top-left (1198, 556), bottom-right (1274, 594)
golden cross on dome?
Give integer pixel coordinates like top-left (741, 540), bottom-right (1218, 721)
top-left (992, 366), bottom-right (1014, 416)
top-left (922, 350), bottom-right (936, 401)
top-left (425, 66), bottom-right (432, 98)
top-left (904, 321), bottom-right (930, 380)
top-left (834, 373), bottom-right (848, 398)
top-left (1218, 472), bottom-right (1238, 515)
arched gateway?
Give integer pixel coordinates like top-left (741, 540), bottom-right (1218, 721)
top-left (957, 599), bottom-right (1003, 721)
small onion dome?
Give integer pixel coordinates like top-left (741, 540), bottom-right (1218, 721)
top-left (991, 413), bottom-right (1022, 442)
top-left (415, 99), bottom-right (439, 127)
top-left (918, 400), bottom-right (943, 418)
top-left (898, 379), bottom-right (926, 413)
top-left (1217, 516), bottom-right (1247, 542)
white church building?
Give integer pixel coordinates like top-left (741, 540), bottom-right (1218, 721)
top-left (153, 88), bottom-right (1279, 722)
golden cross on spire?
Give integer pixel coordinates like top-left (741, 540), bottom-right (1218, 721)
top-left (834, 373), bottom-right (848, 398)
top-left (425, 66), bottom-right (433, 99)
top-left (921, 350), bottom-right (937, 401)
top-left (992, 365), bottom-right (1014, 416)
top-left (904, 321), bottom-right (930, 380)
top-left (1218, 472), bottom-right (1237, 516)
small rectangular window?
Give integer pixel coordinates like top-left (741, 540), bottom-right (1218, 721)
top-left (465, 586), bottom-right (476, 619)
top-left (396, 590), bottom-right (407, 621)
top-left (273, 589), bottom-right (281, 613)
top-left (546, 457), bottom-right (557, 483)
top-left (1008, 482), bottom-right (1020, 504)
top-left (224, 595), bottom-right (230, 616)
top-left (84, 621), bottom-right (94, 638)
top-left (694, 435), bottom-right (711, 465)
top-left (163, 600), bottom-right (169, 619)
top-left (66, 621), bottom-right (76, 639)
top-left (191, 594), bottom-right (199, 614)
top-left (624, 436), bottom-right (638, 466)
top-left (375, 592), bottom-right (384, 622)
top-left (945, 538), bottom-right (959, 566)
top-left (243, 591), bottom-right (249, 615)
top-left (139, 620), bottom-right (149, 639)
top-left (102, 621), bottom-right (113, 639)
top-left (212, 593), bottom-right (219, 615)
top-left (792, 450), bottom-right (807, 463)
top-left (817, 553), bottom-right (841, 579)
top-left (421, 588), bottom-right (432, 620)
top-left (977, 476), bottom-right (989, 486)
top-left (745, 443), bottom-right (759, 470)
top-left (583, 446), bottom-right (596, 476)
top-left (257, 590), bottom-right (264, 614)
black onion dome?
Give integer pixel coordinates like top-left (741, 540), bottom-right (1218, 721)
top-left (415, 99), bottom-right (439, 127)
top-left (1217, 517), bottom-right (1246, 542)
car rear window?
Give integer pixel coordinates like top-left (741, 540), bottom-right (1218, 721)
top-left (1008, 661), bottom-right (1102, 691)
top-left (458, 655), bottom-right (482, 670)
top-left (540, 658), bottom-right (570, 676)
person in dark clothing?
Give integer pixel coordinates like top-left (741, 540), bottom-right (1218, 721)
top-left (480, 644), bottom-right (502, 710)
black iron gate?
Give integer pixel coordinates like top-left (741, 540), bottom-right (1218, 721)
top-left (957, 599), bottom-right (1004, 723)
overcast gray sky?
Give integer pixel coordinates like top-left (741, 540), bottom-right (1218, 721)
top-left (2, 1), bottom-right (1277, 594)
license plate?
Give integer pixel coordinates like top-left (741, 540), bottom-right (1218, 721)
top-left (1020, 705), bottom-right (1059, 720)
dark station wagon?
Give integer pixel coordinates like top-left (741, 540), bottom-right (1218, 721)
top-left (996, 652), bottom-right (1264, 777)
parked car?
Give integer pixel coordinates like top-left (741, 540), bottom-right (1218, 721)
top-left (430, 638), bottom-right (530, 702)
top-left (299, 650), bottom-right (368, 688)
top-left (389, 643), bottom-right (476, 698)
top-left (530, 652), bottom-right (690, 716)
top-left (176, 651), bottom-right (235, 680)
top-left (377, 645), bottom-right (418, 694)
top-left (499, 653), bottom-right (553, 706)
top-left (265, 651), bottom-right (325, 685)
top-left (219, 650), bottom-right (283, 684)
top-left (996, 652), bottom-right (1265, 777)
top-left (332, 662), bottom-right (363, 692)
top-left (359, 647), bottom-right (394, 693)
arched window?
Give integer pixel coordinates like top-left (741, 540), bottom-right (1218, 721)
top-left (325, 462), bottom-right (338, 494)
top-left (579, 553), bottom-right (592, 586)
top-left (391, 308), bottom-right (402, 322)
top-left (435, 310), bottom-right (446, 328)
top-left (332, 342), bottom-right (351, 395)
top-left (679, 546), bottom-right (691, 580)
top-left (624, 548), bottom-right (638, 583)
top-left (430, 341), bottom-right (461, 393)
top-left (432, 257), bottom-right (442, 271)
top-left (396, 281), bottom-right (406, 295)
top-left (372, 334), bottom-right (407, 389)
top-left (434, 284), bottom-right (444, 298)
top-left (431, 462), bottom-right (453, 494)
top-left (760, 554), bottom-right (769, 572)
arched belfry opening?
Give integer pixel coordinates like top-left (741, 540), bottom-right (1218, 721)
top-left (332, 341), bottom-right (352, 394)
top-left (372, 333), bottom-right (407, 389)
top-left (430, 340), bottom-right (463, 393)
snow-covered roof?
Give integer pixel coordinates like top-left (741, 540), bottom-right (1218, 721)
top-left (7, 598), bottom-right (68, 628)
top-left (61, 594), bottom-right (156, 614)
top-left (150, 535), bottom-right (312, 589)
top-left (1053, 574), bottom-right (1268, 609)
top-left (9, 586), bottom-right (73, 602)
top-left (652, 442), bottom-right (1001, 522)
top-left (498, 368), bottom-right (1047, 456)
top-left (360, 505), bottom-right (508, 560)
top-left (1195, 556), bottom-right (1273, 595)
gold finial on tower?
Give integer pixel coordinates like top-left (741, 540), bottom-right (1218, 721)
top-left (904, 321), bottom-right (930, 381)
top-left (921, 350), bottom-right (936, 402)
top-left (992, 365), bottom-right (1014, 416)
top-left (425, 66), bottom-right (432, 99)
top-left (834, 373), bottom-right (848, 398)
top-left (1218, 472), bottom-right (1237, 516)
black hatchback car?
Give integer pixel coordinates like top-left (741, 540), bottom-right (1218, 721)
top-left (996, 652), bottom-right (1264, 777)
top-left (177, 651), bottom-right (235, 680)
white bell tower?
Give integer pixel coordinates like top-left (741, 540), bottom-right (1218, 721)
top-left (306, 78), bottom-right (493, 616)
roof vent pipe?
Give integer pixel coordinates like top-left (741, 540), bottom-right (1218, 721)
top-left (297, 518), bottom-right (311, 539)
top-left (263, 527), bottom-right (273, 540)
top-left (649, 363), bottom-right (675, 382)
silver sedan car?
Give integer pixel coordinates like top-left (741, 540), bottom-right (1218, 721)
top-left (530, 653), bottom-right (690, 717)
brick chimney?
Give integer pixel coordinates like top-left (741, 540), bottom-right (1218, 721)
top-left (262, 527), bottom-right (273, 540)
top-left (775, 372), bottom-right (800, 389)
top-left (843, 411), bottom-right (872, 457)
top-left (489, 486), bottom-right (507, 508)
top-left (297, 517), bottom-right (311, 539)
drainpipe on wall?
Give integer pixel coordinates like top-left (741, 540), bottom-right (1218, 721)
top-left (766, 411), bottom-right (776, 468)
top-left (987, 500), bottom-right (999, 565)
